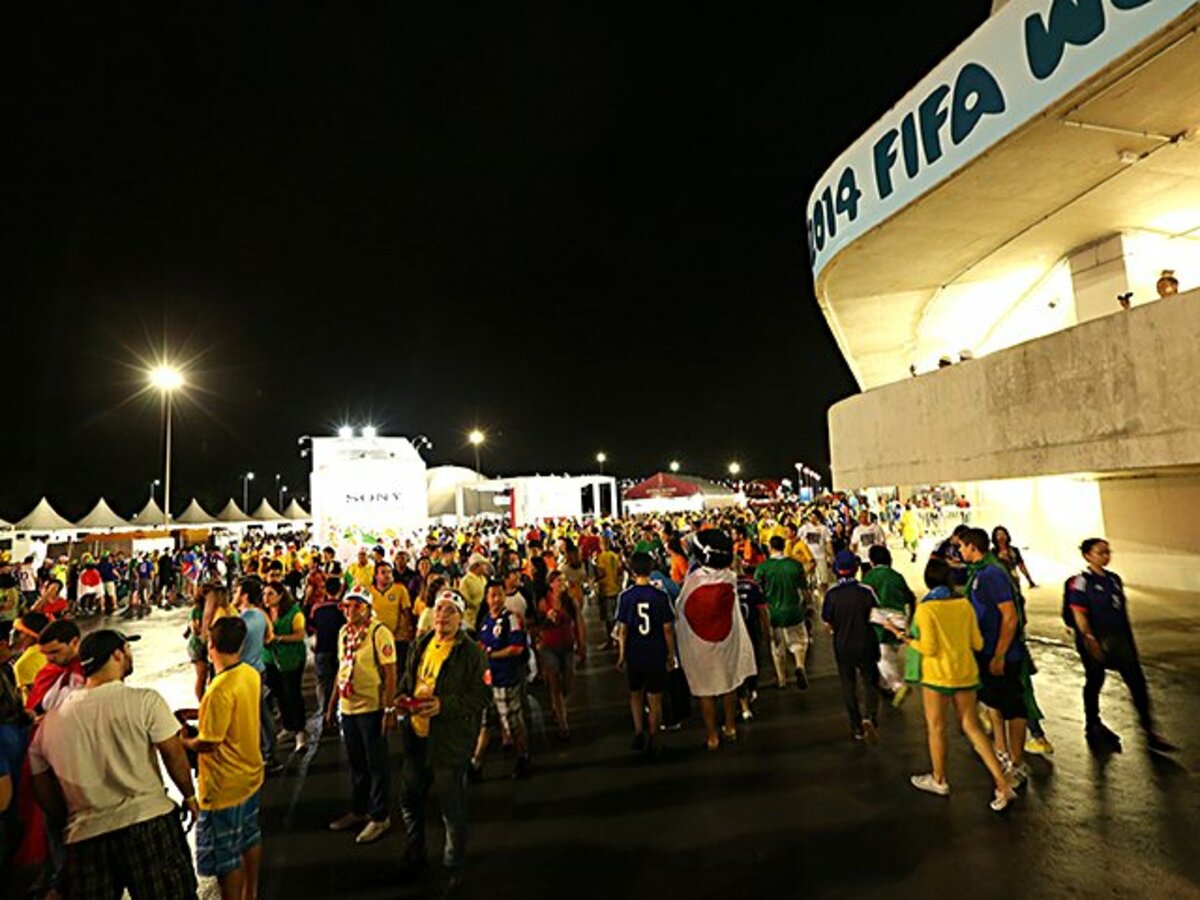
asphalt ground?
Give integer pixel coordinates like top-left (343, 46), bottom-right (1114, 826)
top-left (117, 593), bottom-right (1200, 900)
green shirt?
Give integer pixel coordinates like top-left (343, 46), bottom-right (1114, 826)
top-left (862, 565), bottom-right (914, 644)
top-left (754, 556), bottom-right (807, 628)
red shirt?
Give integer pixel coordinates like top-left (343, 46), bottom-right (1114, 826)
top-left (537, 598), bottom-right (576, 651)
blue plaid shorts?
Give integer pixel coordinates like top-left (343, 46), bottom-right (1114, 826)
top-left (196, 790), bottom-right (262, 878)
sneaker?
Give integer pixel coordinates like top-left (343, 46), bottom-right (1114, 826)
top-left (1025, 735), bottom-right (1054, 755)
top-left (852, 729), bottom-right (865, 742)
top-left (891, 685), bottom-right (910, 708)
top-left (990, 785), bottom-right (1018, 812)
top-left (631, 732), bottom-right (646, 752)
top-left (910, 773), bottom-right (950, 796)
top-left (794, 668), bottom-right (808, 690)
top-left (996, 749), bottom-right (1011, 771)
top-left (295, 731), bottom-right (309, 751)
top-left (1147, 732), bottom-right (1179, 753)
top-left (277, 729), bottom-right (294, 743)
top-left (329, 812), bottom-right (368, 832)
top-left (740, 707), bottom-right (754, 722)
top-left (861, 720), bottom-right (879, 746)
top-left (1008, 760), bottom-right (1030, 785)
top-left (355, 817), bottom-right (391, 844)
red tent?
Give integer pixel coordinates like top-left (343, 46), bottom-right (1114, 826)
top-left (623, 473), bottom-right (735, 501)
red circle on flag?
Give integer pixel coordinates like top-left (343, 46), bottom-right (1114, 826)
top-left (683, 582), bottom-right (736, 643)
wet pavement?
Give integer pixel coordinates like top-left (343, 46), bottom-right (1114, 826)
top-left (114, 597), bottom-right (1200, 900)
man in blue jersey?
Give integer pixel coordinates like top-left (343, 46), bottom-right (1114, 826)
top-left (471, 580), bottom-right (531, 780)
top-left (615, 552), bottom-right (677, 756)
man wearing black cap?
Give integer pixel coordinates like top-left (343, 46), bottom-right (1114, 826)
top-left (28, 629), bottom-right (199, 898)
top-left (821, 551), bottom-right (883, 743)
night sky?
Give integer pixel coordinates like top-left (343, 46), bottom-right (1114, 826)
top-left (1, 3), bottom-right (990, 521)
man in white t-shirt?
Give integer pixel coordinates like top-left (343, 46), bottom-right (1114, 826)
top-left (29, 629), bottom-right (199, 898)
top-left (798, 513), bottom-right (833, 592)
top-left (850, 511), bottom-right (888, 572)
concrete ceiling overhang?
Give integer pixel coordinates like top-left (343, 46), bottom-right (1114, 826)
top-left (816, 11), bottom-right (1200, 390)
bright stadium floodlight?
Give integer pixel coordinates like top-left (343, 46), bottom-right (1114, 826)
top-left (149, 365), bottom-right (184, 392)
top-left (468, 429), bottom-right (485, 475)
top-left (362, 425), bottom-right (377, 439)
top-left (596, 452), bottom-right (607, 474)
top-left (149, 363), bottom-right (185, 525)
top-left (669, 460), bottom-right (680, 473)
top-left (728, 462), bottom-right (741, 476)
top-left (338, 425), bottom-right (354, 439)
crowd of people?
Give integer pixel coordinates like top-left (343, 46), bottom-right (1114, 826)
top-left (0, 494), bottom-right (1179, 898)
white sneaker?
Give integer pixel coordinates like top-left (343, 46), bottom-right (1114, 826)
top-left (355, 817), bottom-right (391, 844)
top-left (295, 731), bottom-right (309, 751)
top-left (990, 785), bottom-right (1018, 812)
top-left (740, 708), bottom-right (754, 722)
top-left (910, 773), bottom-right (950, 796)
top-left (996, 749), bottom-right (1011, 771)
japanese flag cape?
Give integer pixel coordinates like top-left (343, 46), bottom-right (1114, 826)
top-left (673, 565), bottom-right (757, 697)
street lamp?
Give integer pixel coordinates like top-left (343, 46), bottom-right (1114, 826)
top-left (596, 452), bottom-right (607, 474)
top-left (669, 460), bottom-right (680, 473)
top-left (149, 365), bottom-right (184, 525)
top-left (468, 429), bottom-right (485, 475)
top-left (149, 478), bottom-right (161, 504)
top-left (241, 471), bottom-right (255, 511)
top-left (279, 484), bottom-right (289, 509)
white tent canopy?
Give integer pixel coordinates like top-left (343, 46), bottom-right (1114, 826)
top-left (281, 499), bottom-right (310, 521)
top-left (174, 499), bottom-right (216, 525)
top-left (251, 500), bottom-right (285, 522)
top-left (131, 498), bottom-right (167, 525)
top-left (216, 499), bottom-right (251, 523)
top-left (76, 498), bottom-right (130, 530)
top-left (15, 498), bottom-right (74, 532)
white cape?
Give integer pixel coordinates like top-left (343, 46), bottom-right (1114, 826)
top-left (674, 566), bottom-right (757, 697)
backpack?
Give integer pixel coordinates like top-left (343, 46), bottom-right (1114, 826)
top-left (1062, 573), bottom-right (1086, 630)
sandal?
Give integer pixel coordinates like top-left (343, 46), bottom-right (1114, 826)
top-left (721, 726), bottom-right (738, 743)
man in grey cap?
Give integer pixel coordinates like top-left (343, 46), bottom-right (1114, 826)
top-left (29, 629), bottom-right (199, 898)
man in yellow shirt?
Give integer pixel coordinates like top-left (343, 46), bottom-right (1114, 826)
top-left (368, 562), bottom-right (413, 646)
top-left (346, 549), bottom-right (375, 591)
top-left (397, 590), bottom-right (490, 893)
top-left (593, 538), bottom-right (623, 648)
top-left (183, 616), bottom-right (264, 900)
top-left (11, 613), bottom-right (49, 702)
top-left (327, 590), bottom-right (397, 845)
top-left (458, 556), bottom-right (490, 632)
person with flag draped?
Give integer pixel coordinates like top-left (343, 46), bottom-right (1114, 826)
top-left (673, 530), bottom-right (757, 751)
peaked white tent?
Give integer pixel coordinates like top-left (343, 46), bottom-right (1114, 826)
top-left (15, 498), bottom-right (74, 532)
top-left (281, 499), bottom-right (310, 521)
top-left (216, 500), bottom-right (251, 523)
top-left (174, 499), bottom-right (216, 526)
top-left (251, 500), bottom-right (285, 522)
top-left (131, 498), bottom-right (167, 526)
top-left (76, 498), bottom-right (130, 531)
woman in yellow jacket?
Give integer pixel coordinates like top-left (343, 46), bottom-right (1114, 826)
top-left (889, 558), bottom-right (1016, 812)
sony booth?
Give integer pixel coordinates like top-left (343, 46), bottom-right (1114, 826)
top-left (309, 433), bottom-right (618, 553)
